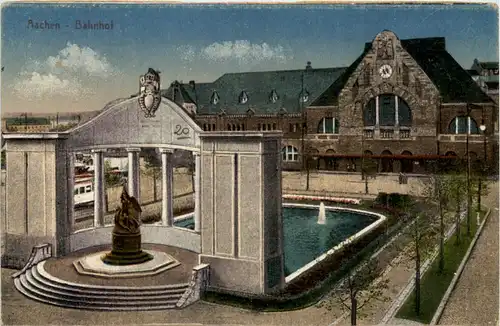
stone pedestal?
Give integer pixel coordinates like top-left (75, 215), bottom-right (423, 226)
top-left (101, 227), bottom-right (153, 265)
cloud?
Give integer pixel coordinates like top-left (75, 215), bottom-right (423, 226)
top-left (12, 42), bottom-right (115, 100)
top-left (12, 72), bottom-right (91, 99)
top-left (46, 42), bottom-right (115, 77)
top-left (175, 41), bottom-right (292, 64)
top-left (201, 40), bottom-right (291, 63)
top-left (176, 45), bottom-right (197, 62)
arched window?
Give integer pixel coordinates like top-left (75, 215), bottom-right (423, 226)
top-left (364, 99), bottom-right (376, 126)
top-left (448, 116), bottom-right (479, 134)
top-left (317, 118), bottom-right (340, 134)
top-left (379, 94), bottom-right (396, 126)
top-left (282, 146), bottom-right (299, 162)
top-left (398, 98), bottom-right (412, 126)
top-left (364, 94), bottom-right (412, 127)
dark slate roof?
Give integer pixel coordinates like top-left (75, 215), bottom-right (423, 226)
top-left (400, 37), bottom-right (493, 103)
top-left (160, 82), bottom-right (196, 105)
top-left (466, 69), bottom-right (480, 76)
top-left (163, 67), bottom-right (347, 115)
top-left (479, 61), bottom-right (499, 70)
top-left (310, 48), bottom-right (370, 106)
top-left (312, 37), bottom-right (494, 106)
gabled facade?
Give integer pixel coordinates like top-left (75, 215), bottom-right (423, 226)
top-left (164, 30), bottom-right (498, 174)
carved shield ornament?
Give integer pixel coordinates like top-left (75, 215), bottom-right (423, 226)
top-left (138, 68), bottom-right (162, 118)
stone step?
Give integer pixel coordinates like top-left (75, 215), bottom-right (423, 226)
top-left (37, 262), bottom-right (189, 291)
top-left (25, 269), bottom-right (185, 301)
top-left (14, 278), bottom-right (178, 311)
top-left (17, 274), bottom-right (180, 310)
top-left (31, 267), bottom-right (187, 296)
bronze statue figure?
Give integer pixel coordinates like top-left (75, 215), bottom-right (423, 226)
top-left (102, 185), bottom-right (153, 265)
top-left (114, 185), bottom-right (142, 233)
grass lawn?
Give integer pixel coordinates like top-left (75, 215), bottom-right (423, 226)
top-left (395, 211), bottom-right (485, 324)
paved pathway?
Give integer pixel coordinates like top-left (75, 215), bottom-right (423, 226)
top-left (438, 183), bottom-right (499, 325)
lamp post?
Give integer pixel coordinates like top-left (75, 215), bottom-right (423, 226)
top-left (306, 154), bottom-right (318, 191)
top-left (478, 121), bottom-right (486, 213)
top-left (465, 104), bottom-right (472, 236)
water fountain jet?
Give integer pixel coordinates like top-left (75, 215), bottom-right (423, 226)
top-left (317, 202), bottom-right (326, 225)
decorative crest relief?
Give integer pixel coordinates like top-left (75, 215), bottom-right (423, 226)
top-left (138, 68), bottom-right (161, 118)
top-left (376, 34), bottom-right (394, 60)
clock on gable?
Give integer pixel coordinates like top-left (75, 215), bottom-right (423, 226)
top-left (379, 64), bottom-right (393, 79)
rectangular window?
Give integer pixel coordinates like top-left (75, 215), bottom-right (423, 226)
top-left (325, 118), bottom-right (334, 133)
top-left (379, 95), bottom-right (396, 126)
top-left (79, 186), bottom-right (85, 193)
top-left (85, 185), bottom-right (91, 192)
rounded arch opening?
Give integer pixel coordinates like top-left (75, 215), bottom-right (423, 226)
top-left (381, 150), bottom-right (393, 173)
top-left (401, 150), bottom-right (413, 173)
top-left (448, 116), bottom-right (479, 134)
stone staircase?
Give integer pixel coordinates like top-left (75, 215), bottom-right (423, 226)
top-left (14, 261), bottom-right (190, 310)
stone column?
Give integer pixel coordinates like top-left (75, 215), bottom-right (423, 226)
top-left (194, 152), bottom-right (201, 232)
top-left (66, 151), bottom-right (75, 234)
top-left (375, 95), bottom-right (380, 127)
top-left (395, 95), bottom-right (399, 126)
top-left (160, 148), bottom-right (174, 226)
top-left (127, 148), bottom-right (141, 200)
top-left (92, 149), bottom-right (105, 227)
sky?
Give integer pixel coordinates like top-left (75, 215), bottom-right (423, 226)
top-left (1, 3), bottom-right (498, 114)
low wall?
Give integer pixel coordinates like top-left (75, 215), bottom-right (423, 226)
top-left (283, 172), bottom-right (430, 197)
top-left (1, 233), bottom-right (56, 269)
top-left (70, 225), bottom-right (201, 253)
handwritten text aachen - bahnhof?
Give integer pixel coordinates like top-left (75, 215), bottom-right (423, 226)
top-left (27, 20), bottom-right (114, 30)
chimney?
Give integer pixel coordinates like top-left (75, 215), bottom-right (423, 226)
top-left (306, 61), bottom-right (312, 70)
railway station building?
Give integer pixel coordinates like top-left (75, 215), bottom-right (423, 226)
top-left (164, 30), bottom-right (498, 175)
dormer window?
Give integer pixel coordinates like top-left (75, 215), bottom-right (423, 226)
top-left (211, 91), bottom-right (220, 105)
top-left (300, 90), bottom-right (310, 103)
top-left (239, 91), bottom-right (248, 104)
top-left (270, 89), bottom-right (279, 103)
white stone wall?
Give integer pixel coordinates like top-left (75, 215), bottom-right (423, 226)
top-left (282, 171), bottom-right (430, 197)
top-left (199, 133), bottom-right (285, 295)
top-left (2, 137), bottom-right (70, 264)
top-left (70, 225), bottom-right (201, 253)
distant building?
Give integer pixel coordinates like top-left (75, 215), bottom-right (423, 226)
top-left (5, 116), bottom-right (51, 132)
top-left (164, 30), bottom-right (498, 174)
top-left (1, 110), bottom-right (101, 132)
top-left (468, 59), bottom-right (499, 104)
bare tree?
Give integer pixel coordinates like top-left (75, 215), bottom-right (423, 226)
top-left (446, 172), bottom-right (467, 245)
top-left (319, 256), bottom-right (389, 326)
top-left (397, 198), bottom-right (438, 317)
top-left (142, 150), bottom-right (162, 202)
top-left (425, 174), bottom-right (451, 273)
